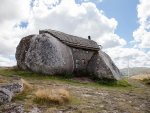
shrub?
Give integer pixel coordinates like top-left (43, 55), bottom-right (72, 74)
top-left (34, 88), bottom-right (70, 105)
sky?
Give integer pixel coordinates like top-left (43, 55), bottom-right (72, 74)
top-left (0, 0), bottom-right (150, 69)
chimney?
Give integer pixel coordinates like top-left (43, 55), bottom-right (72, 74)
top-left (88, 36), bottom-right (91, 40)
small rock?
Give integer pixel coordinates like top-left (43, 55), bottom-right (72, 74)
top-left (0, 88), bottom-right (13, 105)
top-left (0, 81), bottom-right (23, 93)
top-left (2, 104), bottom-right (24, 113)
top-left (0, 80), bottom-right (24, 105)
top-left (29, 107), bottom-right (41, 113)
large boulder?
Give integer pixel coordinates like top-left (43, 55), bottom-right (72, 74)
top-left (87, 51), bottom-right (121, 80)
top-left (16, 33), bottom-right (74, 75)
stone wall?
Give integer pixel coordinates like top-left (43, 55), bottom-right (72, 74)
top-left (71, 47), bottom-right (94, 76)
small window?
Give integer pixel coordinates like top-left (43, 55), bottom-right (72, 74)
top-left (75, 59), bottom-right (79, 64)
top-left (82, 59), bottom-right (85, 64)
top-left (76, 64), bottom-right (78, 68)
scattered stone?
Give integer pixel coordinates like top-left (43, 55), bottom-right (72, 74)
top-left (1, 103), bottom-right (24, 113)
top-left (29, 107), bottom-right (41, 113)
top-left (0, 88), bottom-right (13, 105)
top-left (0, 80), bottom-right (24, 105)
top-left (0, 81), bottom-right (23, 93)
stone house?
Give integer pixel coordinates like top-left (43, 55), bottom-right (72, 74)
top-left (16, 29), bottom-right (121, 80)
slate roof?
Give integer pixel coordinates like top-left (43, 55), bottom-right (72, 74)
top-left (39, 29), bottom-right (100, 51)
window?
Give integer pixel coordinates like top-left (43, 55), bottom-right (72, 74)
top-left (82, 59), bottom-right (85, 64)
top-left (76, 64), bottom-right (78, 68)
top-left (75, 59), bottom-right (79, 64)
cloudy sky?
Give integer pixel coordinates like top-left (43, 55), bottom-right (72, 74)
top-left (0, 0), bottom-right (150, 69)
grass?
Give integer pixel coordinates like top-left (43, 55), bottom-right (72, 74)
top-left (34, 88), bottom-right (70, 105)
top-left (0, 79), bottom-right (8, 83)
top-left (12, 78), bottom-right (33, 101)
top-left (93, 78), bottom-right (131, 87)
top-left (131, 74), bottom-right (150, 80)
top-left (130, 74), bottom-right (150, 85)
top-left (21, 78), bottom-right (33, 91)
top-left (142, 78), bottom-right (150, 85)
top-left (0, 67), bottom-right (149, 113)
top-left (0, 67), bottom-right (132, 88)
top-left (12, 91), bottom-right (29, 101)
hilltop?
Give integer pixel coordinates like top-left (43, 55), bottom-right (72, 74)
top-left (0, 67), bottom-right (150, 113)
top-left (120, 67), bottom-right (150, 76)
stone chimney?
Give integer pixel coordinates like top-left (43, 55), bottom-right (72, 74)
top-left (88, 36), bottom-right (91, 40)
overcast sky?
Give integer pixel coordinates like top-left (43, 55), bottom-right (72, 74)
top-left (0, 0), bottom-right (150, 69)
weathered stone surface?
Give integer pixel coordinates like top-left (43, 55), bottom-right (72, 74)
top-left (0, 81), bottom-right (23, 93)
top-left (23, 33), bottom-right (74, 75)
top-left (0, 81), bottom-right (24, 105)
top-left (16, 35), bottom-right (34, 70)
top-left (87, 51), bottom-right (121, 80)
top-left (0, 103), bottom-right (24, 113)
top-left (0, 88), bottom-right (13, 105)
top-left (16, 29), bottom-right (122, 80)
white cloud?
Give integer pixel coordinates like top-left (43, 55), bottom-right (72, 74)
top-left (0, 0), bottom-right (30, 23)
top-left (133, 0), bottom-right (150, 48)
top-left (1, 0), bottom-right (149, 69)
top-left (0, 55), bottom-right (16, 66)
top-left (105, 47), bottom-right (150, 69)
top-left (32, 0), bottom-right (126, 48)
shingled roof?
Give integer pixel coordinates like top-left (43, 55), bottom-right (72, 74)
top-left (39, 29), bottom-right (100, 51)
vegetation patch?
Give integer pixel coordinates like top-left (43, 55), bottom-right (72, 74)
top-left (12, 91), bottom-right (29, 101)
top-left (34, 88), bottom-right (71, 105)
top-left (21, 78), bottom-right (33, 91)
top-left (95, 79), bottom-right (131, 87)
top-left (142, 78), bottom-right (150, 85)
top-left (130, 74), bottom-right (150, 85)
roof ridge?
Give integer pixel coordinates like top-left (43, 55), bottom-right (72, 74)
top-left (39, 29), bottom-right (100, 51)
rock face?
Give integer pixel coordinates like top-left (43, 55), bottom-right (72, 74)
top-left (0, 81), bottom-right (23, 105)
top-left (0, 88), bottom-right (13, 105)
top-left (1, 82), bottom-right (23, 93)
top-left (87, 51), bottom-right (121, 80)
top-left (16, 29), bottom-right (122, 80)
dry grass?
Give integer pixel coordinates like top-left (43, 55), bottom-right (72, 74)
top-left (0, 79), bottom-right (7, 83)
top-left (34, 88), bottom-right (70, 105)
top-left (0, 76), bottom-right (8, 83)
top-left (130, 74), bottom-right (150, 80)
top-left (21, 78), bottom-right (32, 91)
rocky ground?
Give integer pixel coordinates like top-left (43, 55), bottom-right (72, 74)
top-left (0, 67), bottom-right (150, 113)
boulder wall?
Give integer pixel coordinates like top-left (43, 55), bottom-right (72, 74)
top-left (87, 51), bottom-right (121, 80)
top-left (16, 33), bottom-right (74, 75)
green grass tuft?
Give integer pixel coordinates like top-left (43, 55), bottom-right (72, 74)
top-left (95, 79), bottom-right (131, 87)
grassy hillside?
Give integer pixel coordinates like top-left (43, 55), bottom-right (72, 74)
top-left (0, 67), bottom-right (150, 113)
top-left (120, 67), bottom-right (150, 76)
